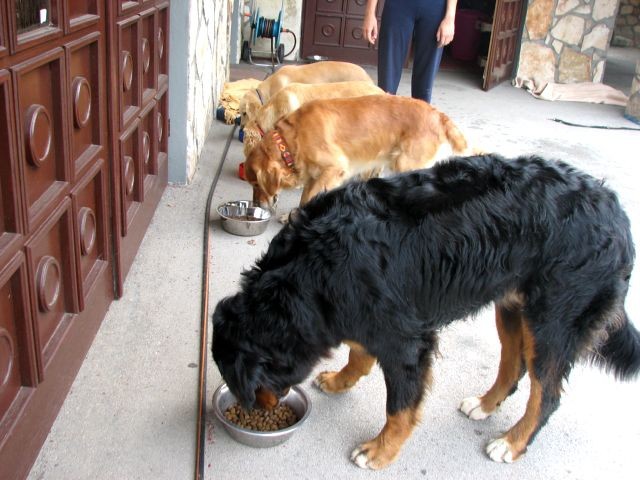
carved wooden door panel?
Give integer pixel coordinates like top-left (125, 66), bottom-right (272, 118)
top-left (107, 0), bottom-right (169, 296)
top-left (301, 0), bottom-right (384, 65)
top-left (482, 0), bottom-right (525, 90)
top-left (0, 1), bottom-right (113, 477)
top-left (0, 1), bottom-right (169, 477)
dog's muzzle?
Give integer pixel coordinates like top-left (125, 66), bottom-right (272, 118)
top-left (260, 194), bottom-right (278, 212)
top-left (255, 385), bottom-right (290, 410)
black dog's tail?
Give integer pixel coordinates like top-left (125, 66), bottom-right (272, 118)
top-left (590, 310), bottom-right (640, 381)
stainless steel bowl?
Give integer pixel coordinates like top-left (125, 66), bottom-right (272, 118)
top-left (217, 200), bottom-right (271, 236)
top-left (212, 383), bottom-right (312, 448)
top-left (304, 55), bottom-right (328, 63)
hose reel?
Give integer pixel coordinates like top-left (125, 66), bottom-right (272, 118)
top-left (242, 0), bottom-right (297, 67)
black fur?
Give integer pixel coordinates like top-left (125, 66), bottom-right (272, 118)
top-left (212, 154), bottom-right (638, 438)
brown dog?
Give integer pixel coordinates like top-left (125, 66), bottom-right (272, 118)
top-left (239, 61), bottom-right (373, 126)
top-left (242, 81), bottom-right (385, 156)
top-left (244, 94), bottom-right (472, 210)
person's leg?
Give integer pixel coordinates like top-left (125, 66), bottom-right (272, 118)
top-left (411, 0), bottom-right (446, 103)
top-left (377, 0), bottom-right (414, 95)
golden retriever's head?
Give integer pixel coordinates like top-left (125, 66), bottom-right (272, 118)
top-left (239, 90), bottom-right (261, 126)
top-left (242, 119), bottom-right (264, 157)
top-left (244, 136), bottom-right (298, 210)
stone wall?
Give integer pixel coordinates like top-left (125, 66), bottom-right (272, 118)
top-left (613, 0), bottom-right (640, 47)
top-left (184, 0), bottom-right (232, 182)
top-left (515, 0), bottom-right (620, 89)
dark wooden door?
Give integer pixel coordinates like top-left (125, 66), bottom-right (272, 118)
top-left (106, 0), bottom-right (169, 296)
top-left (482, 0), bottom-right (525, 90)
top-left (0, 1), bottom-right (169, 478)
top-left (301, 0), bottom-right (384, 65)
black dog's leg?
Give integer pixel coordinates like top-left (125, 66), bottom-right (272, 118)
top-left (460, 303), bottom-right (527, 419)
top-left (350, 334), bottom-right (438, 469)
top-left (485, 319), bottom-right (566, 462)
top-left (314, 341), bottom-right (376, 393)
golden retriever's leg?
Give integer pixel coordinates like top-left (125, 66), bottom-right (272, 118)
top-left (286, 171), bottom-right (341, 223)
top-left (357, 167), bottom-right (384, 180)
top-left (460, 304), bottom-right (525, 420)
top-left (392, 145), bottom-right (439, 173)
top-left (299, 167), bottom-right (347, 206)
top-left (314, 342), bottom-right (376, 394)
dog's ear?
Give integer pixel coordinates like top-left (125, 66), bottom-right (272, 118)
top-left (239, 90), bottom-right (260, 125)
top-left (256, 166), bottom-right (282, 198)
top-left (212, 294), bottom-right (242, 328)
top-left (230, 350), bottom-right (261, 409)
top-left (256, 157), bottom-right (297, 194)
top-left (212, 294), bottom-right (263, 409)
top-left (242, 121), bottom-right (261, 156)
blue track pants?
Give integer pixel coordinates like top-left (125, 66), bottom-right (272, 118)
top-left (377, 0), bottom-right (447, 103)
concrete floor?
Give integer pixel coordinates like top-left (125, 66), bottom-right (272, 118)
top-left (27, 63), bottom-right (640, 480)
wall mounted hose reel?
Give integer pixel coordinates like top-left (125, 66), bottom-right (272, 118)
top-left (241, 0), bottom-right (297, 68)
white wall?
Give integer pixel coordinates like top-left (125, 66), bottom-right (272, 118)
top-left (168, 0), bottom-right (233, 184)
top-left (168, 0), bottom-right (303, 184)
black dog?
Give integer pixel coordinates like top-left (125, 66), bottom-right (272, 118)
top-left (212, 154), bottom-right (638, 469)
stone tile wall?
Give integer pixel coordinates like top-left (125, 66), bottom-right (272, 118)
top-left (516, 0), bottom-right (620, 89)
top-left (613, 0), bottom-right (640, 47)
top-left (185, 0), bottom-right (232, 181)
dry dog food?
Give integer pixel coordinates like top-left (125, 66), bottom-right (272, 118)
top-left (224, 402), bottom-right (298, 431)
top-left (229, 215), bottom-right (260, 222)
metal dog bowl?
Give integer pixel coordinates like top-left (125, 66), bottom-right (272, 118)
top-left (212, 383), bottom-right (312, 448)
top-left (217, 200), bottom-right (271, 236)
top-left (304, 55), bottom-right (328, 63)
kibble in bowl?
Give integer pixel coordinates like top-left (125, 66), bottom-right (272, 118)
top-left (212, 383), bottom-right (312, 448)
top-left (224, 402), bottom-right (298, 431)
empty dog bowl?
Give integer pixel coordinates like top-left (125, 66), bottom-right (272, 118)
top-left (212, 383), bottom-right (312, 448)
top-left (217, 200), bottom-right (271, 236)
top-left (304, 55), bottom-right (328, 63)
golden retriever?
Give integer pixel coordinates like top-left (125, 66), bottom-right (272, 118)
top-left (244, 94), bottom-right (473, 211)
top-left (242, 81), bottom-right (385, 156)
top-left (239, 61), bottom-right (373, 126)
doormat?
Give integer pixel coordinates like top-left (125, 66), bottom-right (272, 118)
top-left (514, 77), bottom-right (629, 106)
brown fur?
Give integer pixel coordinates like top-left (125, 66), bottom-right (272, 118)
top-left (351, 409), bottom-right (422, 469)
top-left (255, 386), bottom-right (279, 410)
top-left (315, 341), bottom-right (376, 393)
top-left (242, 81), bottom-right (385, 156)
top-left (489, 319), bottom-right (545, 461)
top-left (244, 94), bottom-right (471, 209)
top-left (239, 61), bottom-right (373, 126)
top-left (314, 341), bottom-right (429, 469)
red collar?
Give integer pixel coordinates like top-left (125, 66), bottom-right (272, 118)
top-left (272, 131), bottom-right (295, 170)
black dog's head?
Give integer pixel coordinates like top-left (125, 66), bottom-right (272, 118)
top-left (212, 290), bottom-right (315, 410)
